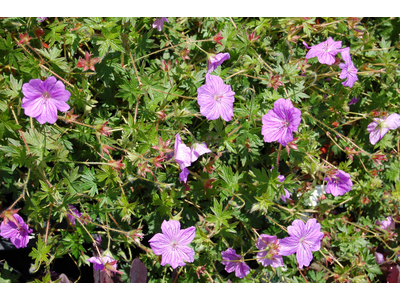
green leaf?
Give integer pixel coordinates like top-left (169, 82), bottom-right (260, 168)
top-left (29, 236), bottom-right (52, 272)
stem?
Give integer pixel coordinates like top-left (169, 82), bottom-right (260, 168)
top-left (276, 144), bottom-right (282, 169)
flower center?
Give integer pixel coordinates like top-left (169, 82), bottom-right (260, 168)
top-left (42, 92), bottom-right (50, 101)
top-left (281, 119), bottom-right (290, 128)
top-left (214, 94), bottom-right (223, 102)
top-left (171, 241), bottom-right (178, 251)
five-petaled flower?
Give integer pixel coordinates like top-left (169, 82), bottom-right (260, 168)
top-left (0, 214), bottom-right (33, 249)
top-left (152, 18), bottom-right (169, 31)
top-left (197, 74), bottom-right (235, 122)
top-left (262, 98), bottom-right (302, 146)
top-left (255, 234), bottom-right (284, 268)
top-left (339, 48), bottom-right (358, 88)
top-left (279, 218), bottom-right (324, 268)
top-left (221, 247), bottom-right (250, 279)
top-left (376, 216), bottom-right (395, 231)
top-left (87, 255), bottom-right (123, 276)
top-left (305, 37), bottom-right (342, 65)
top-left (207, 52), bottom-right (230, 74)
top-left (77, 52), bottom-right (101, 72)
top-left (149, 220), bottom-right (195, 269)
top-left (21, 76), bottom-right (71, 124)
top-left (324, 169), bottom-right (353, 197)
top-left (367, 113), bottom-right (400, 145)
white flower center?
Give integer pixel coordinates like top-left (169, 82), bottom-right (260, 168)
top-left (171, 241), bottom-right (178, 251)
top-left (281, 120), bottom-right (290, 128)
top-left (214, 94), bottom-right (223, 102)
top-left (42, 92), bottom-right (50, 103)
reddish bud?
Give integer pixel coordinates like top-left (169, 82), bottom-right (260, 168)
top-left (17, 33), bottom-right (31, 45)
top-left (371, 151), bottom-right (388, 166)
top-left (77, 52), bottom-right (101, 72)
top-left (204, 179), bottom-right (215, 194)
top-left (160, 60), bottom-right (172, 72)
top-left (0, 208), bottom-right (21, 226)
top-left (109, 158), bottom-right (125, 175)
top-left (332, 121), bottom-right (339, 127)
top-left (246, 30), bottom-right (260, 43)
top-left (212, 31), bottom-right (224, 46)
top-left (64, 109), bottom-right (79, 124)
top-left (180, 48), bottom-right (190, 60)
top-left (268, 73), bottom-right (283, 91)
top-left (35, 28), bottom-right (45, 38)
top-left (96, 121), bottom-right (112, 137)
top-left (360, 196), bottom-right (370, 205)
top-left (102, 144), bottom-right (115, 156)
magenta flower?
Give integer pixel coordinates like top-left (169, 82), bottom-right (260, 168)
top-left (67, 205), bottom-right (82, 226)
top-left (149, 220), bottom-right (195, 269)
top-left (152, 18), bottom-right (169, 31)
top-left (87, 255), bottom-right (122, 275)
top-left (277, 174), bottom-right (291, 202)
top-left (279, 219), bottom-right (324, 268)
top-left (207, 53), bottom-right (230, 74)
top-left (21, 76), bottom-right (71, 124)
top-left (174, 133), bottom-right (192, 183)
top-left (367, 113), bottom-right (400, 145)
top-left (190, 142), bottom-right (211, 163)
top-left (339, 48), bottom-right (358, 88)
top-left (324, 169), bottom-right (353, 197)
top-left (305, 37), bottom-right (342, 65)
top-left (376, 216), bottom-right (395, 231)
top-left (255, 234), bottom-right (284, 268)
top-left (197, 74), bottom-right (235, 122)
top-left (221, 248), bottom-right (250, 279)
top-left (37, 17), bottom-right (47, 23)
top-left (0, 214), bottom-right (33, 249)
top-left (348, 97), bottom-right (359, 105)
top-left (261, 98), bottom-right (302, 146)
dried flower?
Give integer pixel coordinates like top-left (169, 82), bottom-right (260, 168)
top-left (324, 169), bottom-right (353, 197)
top-left (255, 234), bottom-right (284, 268)
top-left (371, 151), bottom-right (388, 165)
top-left (261, 98), bottom-right (302, 146)
top-left (160, 59), bottom-right (172, 72)
top-left (0, 214), bottom-right (33, 249)
top-left (77, 52), bottom-right (101, 72)
top-left (339, 48), bottom-right (358, 88)
top-left (152, 18), bottom-right (169, 31)
top-left (96, 121), bottom-right (112, 137)
top-left (305, 37), bottom-right (342, 65)
top-left (197, 74), bottom-right (235, 122)
top-left (180, 48), bottom-right (190, 60)
top-left (102, 144), bottom-right (115, 156)
top-left (21, 76), bottom-right (71, 124)
top-left (207, 53), bottom-right (230, 74)
top-left (212, 31), bottom-right (224, 46)
top-left (109, 158), bottom-right (125, 175)
top-left (149, 220), bottom-right (195, 269)
top-left (268, 73), bottom-right (284, 91)
top-left (279, 218), bottom-right (324, 268)
top-left (367, 113), bottom-right (400, 145)
top-left (221, 248), bottom-right (250, 279)
top-left (345, 146), bottom-right (361, 161)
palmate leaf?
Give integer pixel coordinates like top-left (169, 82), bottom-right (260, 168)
top-left (206, 199), bottom-right (233, 232)
top-left (29, 236), bottom-right (52, 272)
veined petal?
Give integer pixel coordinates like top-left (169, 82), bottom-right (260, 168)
top-left (177, 226), bottom-right (195, 245)
top-left (296, 242), bottom-right (313, 268)
top-left (161, 220), bottom-right (181, 241)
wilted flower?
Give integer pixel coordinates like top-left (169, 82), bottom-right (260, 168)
top-left (109, 158), bottom-right (125, 175)
top-left (339, 48), bottom-right (358, 88)
top-left (345, 146), bottom-right (362, 161)
top-left (96, 121), bottom-right (112, 137)
top-left (375, 252), bottom-right (385, 264)
top-left (77, 52), bottom-right (101, 72)
top-left (279, 218), bottom-right (324, 268)
top-left (221, 248), bottom-right (250, 279)
top-left (180, 48), bottom-right (190, 60)
top-left (286, 137), bottom-right (298, 154)
top-left (149, 220), bottom-right (195, 269)
top-left (247, 30), bottom-right (260, 43)
top-left (152, 18), bottom-right (169, 31)
top-left (367, 113), bottom-right (400, 145)
top-left (212, 31), bottom-right (224, 46)
top-left (21, 76), bottom-right (71, 124)
top-left (64, 109), bottom-right (79, 124)
top-left (268, 73), bottom-right (284, 91)
top-left (324, 169), bottom-right (353, 197)
top-left (87, 255), bottom-right (122, 276)
top-left (0, 214), bottom-right (33, 249)
top-left (261, 98), bottom-right (302, 146)
top-left (207, 52), bottom-right (230, 74)
top-left (101, 144), bottom-right (115, 156)
top-left (160, 60), bottom-right (172, 72)
top-left (376, 216), bottom-right (395, 231)
top-left (197, 74), bottom-right (235, 122)
top-left (348, 97), bottom-right (359, 105)
top-left (67, 205), bottom-right (82, 226)
top-left (297, 59), bottom-right (311, 76)
top-left (371, 151), bottom-right (388, 165)
top-left (190, 142), bottom-right (211, 163)
top-left (17, 33), bottom-right (31, 45)
top-left (174, 134), bottom-right (192, 183)
top-left (305, 37), bottom-right (343, 65)
top-left (255, 234), bottom-right (284, 268)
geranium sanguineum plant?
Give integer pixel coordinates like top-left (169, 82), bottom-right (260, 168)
top-left (339, 47), bottom-right (358, 88)
top-left (21, 76), bottom-right (71, 124)
top-left (207, 53), bottom-right (230, 74)
top-left (324, 169), bottom-right (353, 197)
top-left (279, 219), bottom-right (324, 268)
top-left (367, 113), bottom-right (400, 145)
top-left (87, 255), bottom-right (122, 276)
top-left (149, 220), bottom-right (195, 269)
top-left (255, 234), bottom-right (284, 268)
top-left (152, 18), bottom-right (168, 31)
top-left (261, 98), bottom-right (301, 146)
top-left (221, 248), bottom-right (250, 279)
top-left (0, 214), bottom-right (33, 249)
top-left (305, 37), bottom-right (342, 65)
top-left (197, 74), bottom-right (235, 122)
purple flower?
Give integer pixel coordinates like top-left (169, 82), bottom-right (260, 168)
top-left (348, 97), bottom-right (359, 105)
top-left (174, 133), bottom-right (192, 183)
top-left (87, 255), bottom-right (122, 275)
top-left (261, 98), bottom-right (302, 146)
top-left (67, 205), bottom-right (82, 226)
top-left (376, 216), bottom-right (395, 231)
top-left (375, 252), bottom-right (385, 264)
top-left (255, 234), bottom-right (284, 268)
top-left (207, 53), bottom-right (230, 74)
top-left (37, 17), bottom-right (47, 23)
top-left (21, 76), bottom-right (71, 124)
top-left (221, 248), bottom-right (250, 279)
top-left (324, 169), bottom-right (353, 197)
top-left (197, 74), bottom-right (235, 122)
top-left (367, 113), bottom-right (400, 145)
top-left (279, 218), bottom-right (324, 268)
top-left (278, 175), bottom-right (291, 202)
top-left (339, 48), bottom-right (358, 88)
top-left (152, 18), bottom-right (169, 31)
top-left (190, 142), bottom-right (211, 163)
top-left (305, 37), bottom-right (342, 65)
top-left (302, 41), bottom-right (311, 50)
top-left (149, 220), bottom-right (195, 269)
top-left (0, 214), bottom-right (33, 249)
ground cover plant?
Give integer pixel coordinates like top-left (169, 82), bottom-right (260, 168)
top-left (0, 17), bottom-right (400, 283)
